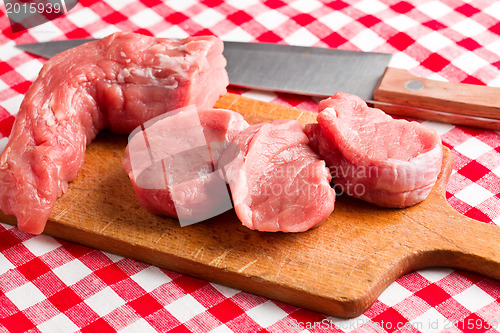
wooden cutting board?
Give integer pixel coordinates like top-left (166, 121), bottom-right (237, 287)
top-left (1, 93), bottom-right (499, 318)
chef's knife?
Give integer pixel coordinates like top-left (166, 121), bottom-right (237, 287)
top-left (16, 39), bottom-right (500, 130)
top-left (16, 39), bottom-right (389, 100)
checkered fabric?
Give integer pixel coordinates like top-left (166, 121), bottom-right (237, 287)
top-left (1, 0), bottom-right (500, 332)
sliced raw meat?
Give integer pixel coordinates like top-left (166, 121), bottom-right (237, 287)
top-left (221, 119), bottom-right (336, 232)
top-left (0, 32), bottom-right (228, 234)
top-left (123, 107), bottom-right (249, 224)
top-left (305, 92), bottom-right (443, 208)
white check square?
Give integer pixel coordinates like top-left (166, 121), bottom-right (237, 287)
top-left (0, 138), bottom-right (8, 155)
top-left (84, 286), bottom-right (126, 317)
top-left (455, 137), bottom-right (492, 160)
top-left (14, 60), bottom-right (43, 81)
top-left (318, 11), bottom-right (353, 31)
top-left (378, 282), bottom-right (412, 306)
top-left (131, 266), bottom-right (171, 293)
top-left (23, 235), bottom-right (61, 256)
top-left (350, 29), bottom-right (385, 51)
top-left (166, 294), bottom-right (206, 323)
top-left (129, 8), bottom-right (164, 27)
top-left (284, 27), bottom-right (319, 47)
top-left (119, 318), bottom-right (156, 333)
top-left (67, 7), bottom-right (100, 28)
top-left (454, 183), bottom-right (493, 207)
top-left (246, 301), bottom-right (287, 328)
top-left (410, 308), bottom-right (448, 333)
top-left (417, 1), bottom-right (453, 20)
top-left (5, 282), bottom-right (46, 310)
top-left (452, 18), bottom-right (486, 38)
top-left (37, 313), bottom-right (78, 333)
top-left (0, 252), bottom-right (14, 275)
top-left (417, 268), bottom-right (453, 283)
top-left (192, 8), bottom-right (225, 27)
top-left (419, 31), bottom-right (453, 52)
top-left (53, 259), bottom-right (92, 286)
top-left (255, 10), bottom-right (288, 30)
top-left (453, 285), bottom-right (495, 312)
top-left (289, 0), bottom-right (322, 13)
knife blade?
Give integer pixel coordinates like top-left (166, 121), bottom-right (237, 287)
top-left (15, 39), bottom-right (500, 130)
top-left (16, 39), bottom-right (390, 101)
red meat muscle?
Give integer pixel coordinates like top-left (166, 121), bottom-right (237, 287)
top-left (0, 32), bottom-right (228, 234)
top-left (222, 119), bottom-right (336, 232)
top-left (122, 108), bottom-right (249, 223)
top-left (305, 92), bottom-right (443, 208)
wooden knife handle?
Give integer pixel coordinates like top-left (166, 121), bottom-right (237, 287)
top-left (373, 67), bottom-right (500, 129)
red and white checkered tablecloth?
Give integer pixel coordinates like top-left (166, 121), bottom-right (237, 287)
top-left (1, 0), bottom-right (499, 332)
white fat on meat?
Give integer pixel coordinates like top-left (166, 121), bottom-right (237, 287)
top-left (305, 92), bottom-right (443, 208)
top-left (0, 32), bottom-right (228, 234)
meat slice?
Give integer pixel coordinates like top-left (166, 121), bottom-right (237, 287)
top-left (123, 107), bottom-right (249, 224)
top-left (221, 119), bottom-right (336, 232)
top-left (305, 92), bottom-right (443, 208)
top-left (0, 32), bottom-right (228, 234)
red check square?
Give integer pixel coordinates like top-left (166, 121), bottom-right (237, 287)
top-left (372, 308), bottom-right (408, 333)
top-left (62, 242), bottom-right (91, 259)
top-left (458, 160), bottom-right (490, 182)
top-left (387, 32), bottom-right (415, 51)
top-left (421, 53), bottom-right (450, 72)
top-left (174, 275), bottom-right (208, 294)
top-left (208, 299), bottom-right (244, 323)
top-left (457, 38), bottom-right (482, 51)
top-left (257, 31), bottom-right (282, 43)
top-left (49, 287), bottom-right (84, 312)
top-left (227, 11), bottom-right (253, 25)
top-left (95, 265), bottom-right (129, 285)
top-left (391, 2), bottom-right (414, 14)
top-left (456, 4), bottom-right (481, 17)
top-left (464, 207), bottom-right (491, 223)
top-left (0, 231), bottom-right (20, 252)
top-left (322, 32), bottom-right (348, 48)
top-left (264, 0), bottom-right (287, 10)
top-left (415, 284), bottom-right (452, 307)
top-left (128, 294), bottom-right (163, 317)
top-left (358, 15), bottom-right (381, 28)
top-left (1, 312), bottom-right (35, 333)
top-left (18, 257), bottom-right (50, 280)
top-left (293, 13), bottom-right (316, 26)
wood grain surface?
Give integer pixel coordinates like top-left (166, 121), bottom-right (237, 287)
top-left (1, 93), bottom-right (499, 318)
top-left (374, 67), bottom-right (500, 130)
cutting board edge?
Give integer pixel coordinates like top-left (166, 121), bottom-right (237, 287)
top-left (3, 95), bottom-right (499, 319)
top-left (0, 205), bottom-right (407, 318)
top-left (5, 215), bottom-right (374, 318)
top-left (2, 208), bottom-right (496, 319)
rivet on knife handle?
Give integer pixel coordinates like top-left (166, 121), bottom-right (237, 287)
top-left (374, 67), bottom-right (500, 125)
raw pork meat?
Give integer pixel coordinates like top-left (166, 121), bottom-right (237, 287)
top-left (0, 32), bottom-right (228, 234)
top-left (305, 92), bottom-right (443, 208)
top-left (123, 107), bottom-right (249, 224)
top-left (221, 119), bottom-right (336, 232)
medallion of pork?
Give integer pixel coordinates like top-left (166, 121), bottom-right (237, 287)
top-left (0, 32), bottom-right (228, 234)
top-left (305, 92), bottom-right (443, 208)
top-left (123, 107), bottom-right (249, 225)
top-left (220, 119), bottom-right (336, 232)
